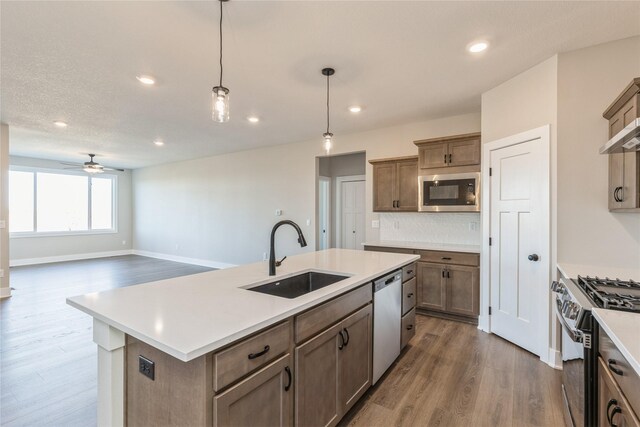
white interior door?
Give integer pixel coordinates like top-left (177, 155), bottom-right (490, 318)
top-left (340, 180), bottom-right (365, 250)
top-left (489, 134), bottom-right (549, 357)
top-left (318, 177), bottom-right (330, 250)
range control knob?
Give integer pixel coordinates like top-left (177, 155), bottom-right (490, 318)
top-left (569, 305), bottom-right (580, 320)
top-left (551, 281), bottom-right (564, 293)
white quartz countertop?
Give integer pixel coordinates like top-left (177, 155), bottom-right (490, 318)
top-left (363, 240), bottom-right (481, 254)
top-left (592, 308), bottom-right (640, 377)
top-left (67, 249), bottom-right (419, 362)
top-left (557, 263), bottom-right (640, 281)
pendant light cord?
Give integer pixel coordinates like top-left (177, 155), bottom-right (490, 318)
top-left (326, 74), bottom-right (330, 134)
top-left (219, 0), bottom-right (224, 87)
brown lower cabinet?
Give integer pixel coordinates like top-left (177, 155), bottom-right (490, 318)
top-left (214, 354), bottom-right (293, 427)
top-left (295, 304), bottom-right (372, 427)
top-left (416, 261), bottom-right (479, 320)
top-left (598, 357), bottom-right (640, 427)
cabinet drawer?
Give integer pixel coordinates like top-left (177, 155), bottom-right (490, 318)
top-left (401, 308), bottom-right (416, 349)
top-left (295, 285), bottom-right (372, 344)
top-left (600, 328), bottom-right (640, 413)
top-left (402, 277), bottom-right (416, 315)
top-left (214, 320), bottom-right (291, 391)
top-left (415, 250), bottom-right (479, 267)
top-left (402, 263), bottom-right (416, 282)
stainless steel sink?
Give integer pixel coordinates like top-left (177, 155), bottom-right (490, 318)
top-left (247, 271), bottom-right (349, 299)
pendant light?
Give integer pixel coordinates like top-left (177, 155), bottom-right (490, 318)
top-left (212, 0), bottom-right (230, 122)
top-left (322, 67), bottom-right (335, 154)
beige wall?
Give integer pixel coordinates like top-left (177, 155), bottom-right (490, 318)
top-left (557, 36), bottom-right (640, 269)
top-left (133, 112), bottom-right (481, 266)
top-left (481, 55), bottom-right (559, 277)
top-left (0, 124), bottom-right (10, 298)
top-left (9, 156), bottom-right (133, 263)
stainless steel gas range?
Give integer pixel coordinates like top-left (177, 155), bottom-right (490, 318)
top-left (551, 276), bottom-right (640, 427)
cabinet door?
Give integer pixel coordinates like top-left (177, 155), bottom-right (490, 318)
top-left (372, 162), bottom-right (396, 212)
top-left (295, 323), bottom-right (342, 427)
top-left (446, 265), bottom-right (479, 317)
top-left (214, 354), bottom-right (293, 427)
top-left (396, 159), bottom-right (418, 211)
top-left (416, 262), bottom-right (446, 312)
top-left (598, 357), bottom-right (640, 427)
top-left (610, 153), bottom-right (625, 210)
top-left (418, 142), bottom-right (448, 169)
top-left (339, 304), bottom-right (372, 414)
top-left (448, 138), bottom-right (481, 167)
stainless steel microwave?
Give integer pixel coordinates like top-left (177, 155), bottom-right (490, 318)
top-left (418, 172), bottom-right (480, 212)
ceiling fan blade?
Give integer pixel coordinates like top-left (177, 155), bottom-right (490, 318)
top-left (63, 166), bottom-right (82, 169)
top-left (59, 161), bottom-right (82, 166)
top-left (102, 167), bottom-right (125, 172)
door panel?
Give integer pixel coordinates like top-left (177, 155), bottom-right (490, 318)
top-left (446, 265), bottom-right (479, 317)
top-left (318, 177), bottom-right (330, 250)
top-left (341, 180), bottom-right (365, 250)
top-left (416, 262), bottom-right (446, 312)
top-left (418, 142), bottom-right (448, 169)
top-left (372, 163), bottom-right (396, 211)
top-left (490, 138), bottom-right (544, 357)
top-left (448, 139), bottom-right (481, 167)
top-left (214, 354), bottom-right (293, 427)
top-left (396, 160), bottom-right (418, 211)
top-left (339, 305), bottom-right (372, 413)
top-left (295, 323), bottom-right (342, 427)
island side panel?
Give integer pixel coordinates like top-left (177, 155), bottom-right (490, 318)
top-left (125, 336), bottom-right (213, 427)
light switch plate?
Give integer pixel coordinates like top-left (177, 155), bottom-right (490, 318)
top-left (371, 220), bottom-right (380, 229)
top-left (0, 269), bottom-right (4, 278)
top-left (275, 209), bottom-right (282, 216)
top-left (0, 220), bottom-right (5, 229)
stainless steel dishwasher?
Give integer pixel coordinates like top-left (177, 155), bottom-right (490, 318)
top-left (372, 269), bottom-right (402, 384)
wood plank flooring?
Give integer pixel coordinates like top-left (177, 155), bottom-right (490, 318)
top-left (0, 255), bottom-right (213, 427)
top-left (339, 314), bottom-right (565, 427)
top-left (1, 256), bottom-right (564, 427)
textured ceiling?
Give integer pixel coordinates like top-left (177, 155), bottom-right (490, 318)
top-left (1, 1), bottom-right (639, 169)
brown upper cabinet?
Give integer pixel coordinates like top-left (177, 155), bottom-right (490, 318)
top-left (369, 156), bottom-right (418, 212)
top-left (414, 132), bottom-right (481, 172)
top-left (603, 78), bottom-right (640, 212)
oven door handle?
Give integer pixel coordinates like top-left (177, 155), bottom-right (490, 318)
top-left (554, 298), bottom-right (583, 343)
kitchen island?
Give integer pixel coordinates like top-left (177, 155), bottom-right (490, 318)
top-left (67, 248), bottom-right (418, 427)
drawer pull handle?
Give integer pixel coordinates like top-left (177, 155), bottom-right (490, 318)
top-left (406, 270), bottom-right (413, 275)
top-left (343, 328), bottom-right (350, 347)
top-left (284, 366), bottom-right (292, 391)
top-left (407, 293), bottom-right (414, 298)
top-left (406, 324), bottom-right (413, 331)
top-left (441, 257), bottom-right (452, 260)
top-left (338, 330), bottom-right (346, 350)
top-left (248, 345), bottom-right (270, 360)
top-left (608, 359), bottom-right (623, 376)
top-left (606, 399), bottom-right (618, 425)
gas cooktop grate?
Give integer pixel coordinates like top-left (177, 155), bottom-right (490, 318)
top-left (577, 275), bottom-right (640, 312)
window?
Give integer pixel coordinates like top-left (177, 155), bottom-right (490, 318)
top-left (8, 168), bottom-right (117, 235)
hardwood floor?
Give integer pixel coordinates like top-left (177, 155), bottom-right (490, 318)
top-left (339, 314), bottom-right (565, 427)
top-left (0, 255), bottom-right (213, 427)
top-left (1, 257), bottom-right (564, 427)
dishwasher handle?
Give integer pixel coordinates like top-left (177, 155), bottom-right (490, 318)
top-left (373, 270), bottom-right (402, 292)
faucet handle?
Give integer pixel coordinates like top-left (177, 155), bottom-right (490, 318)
top-left (275, 256), bottom-right (287, 267)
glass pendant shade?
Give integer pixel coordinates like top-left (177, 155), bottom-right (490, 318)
top-left (212, 86), bottom-right (230, 123)
top-left (323, 132), bottom-right (333, 154)
top-left (84, 165), bottom-right (104, 174)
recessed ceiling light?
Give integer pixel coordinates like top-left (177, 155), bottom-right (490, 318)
top-left (468, 41), bottom-right (489, 53)
top-left (153, 140), bottom-right (164, 146)
top-left (136, 75), bottom-right (156, 85)
top-left (247, 116), bottom-right (260, 123)
top-left (349, 106), bottom-right (362, 113)
top-left (53, 121), bottom-right (68, 128)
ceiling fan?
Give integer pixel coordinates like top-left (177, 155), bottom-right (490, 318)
top-left (60, 154), bottom-right (124, 174)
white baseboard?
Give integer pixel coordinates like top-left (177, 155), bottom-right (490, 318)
top-left (10, 250), bottom-right (134, 267)
top-left (0, 286), bottom-right (11, 299)
top-left (547, 347), bottom-right (562, 370)
top-left (131, 250), bottom-right (236, 270)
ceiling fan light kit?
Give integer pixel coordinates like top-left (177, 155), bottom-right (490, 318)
top-left (60, 154), bottom-right (125, 173)
top-left (322, 67), bottom-right (335, 154)
top-left (212, 0), bottom-right (230, 123)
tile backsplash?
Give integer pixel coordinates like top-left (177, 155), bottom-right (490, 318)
top-left (379, 212), bottom-right (481, 245)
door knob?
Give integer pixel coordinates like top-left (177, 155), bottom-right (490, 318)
top-left (528, 254), bottom-right (539, 262)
